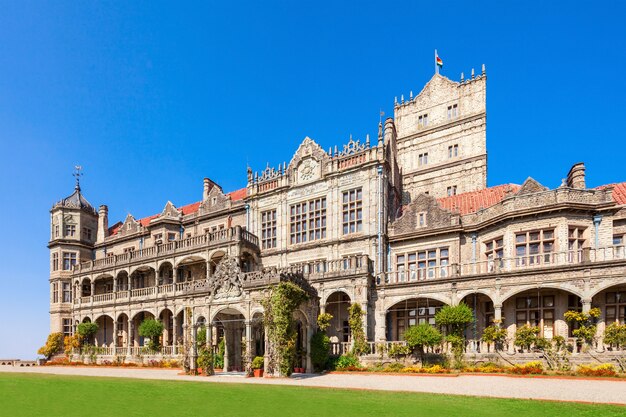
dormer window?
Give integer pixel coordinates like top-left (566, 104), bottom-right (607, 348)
top-left (418, 212), bottom-right (426, 227)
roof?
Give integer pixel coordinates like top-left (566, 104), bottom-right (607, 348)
top-left (437, 184), bottom-right (520, 215)
top-left (596, 182), bottom-right (626, 205)
top-left (53, 186), bottom-right (97, 215)
top-left (107, 187), bottom-right (247, 237)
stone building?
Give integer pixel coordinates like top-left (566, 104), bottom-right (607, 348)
top-left (48, 65), bottom-right (626, 370)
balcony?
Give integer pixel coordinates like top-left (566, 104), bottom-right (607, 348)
top-left (74, 255), bottom-right (373, 307)
top-left (378, 246), bottom-right (626, 286)
top-left (74, 226), bottom-right (259, 275)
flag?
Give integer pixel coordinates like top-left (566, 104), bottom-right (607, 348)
top-left (436, 54), bottom-right (443, 68)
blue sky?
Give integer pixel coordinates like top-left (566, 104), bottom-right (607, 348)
top-left (0, 1), bottom-right (624, 358)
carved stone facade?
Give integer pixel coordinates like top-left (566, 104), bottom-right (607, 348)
top-left (48, 66), bottom-right (626, 368)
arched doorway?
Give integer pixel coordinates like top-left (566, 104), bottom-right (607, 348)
top-left (130, 267), bottom-right (155, 289)
top-left (131, 311), bottom-right (155, 348)
top-left (591, 284), bottom-right (626, 347)
top-left (176, 257), bottom-right (206, 282)
top-left (116, 313), bottom-right (129, 348)
top-left (94, 315), bottom-right (114, 347)
top-left (325, 292), bottom-right (351, 344)
top-left (385, 298), bottom-right (446, 341)
top-left (501, 288), bottom-right (583, 341)
top-left (158, 262), bottom-right (174, 286)
top-left (159, 309), bottom-right (174, 348)
top-left (212, 308), bottom-right (246, 372)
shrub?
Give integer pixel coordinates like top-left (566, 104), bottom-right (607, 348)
top-left (387, 343), bottom-right (412, 360)
top-left (37, 333), bottom-right (64, 359)
top-left (603, 323), bottom-right (626, 348)
top-left (197, 347), bottom-right (214, 375)
top-left (403, 324), bottom-right (442, 358)
top-left (564, 308), bottom-right (601, 347)
top-left (334, 354), bottom-right (361, 370)
top-left (214, 338), bottom-right (225, 369)
top-left (576, 363), bottom-right (617, 377)
top-left (138, 319), bottom-right (165, 351)
top-left (401, 364), bottom-right (449, 374)
top-left (481, 325), bottom-right (507, 350)
top-left (251, 356), bottom-right (264, 370)
top-left (310, 331), bottom-right (330, 372)
top-left (384, 362), bottom-right (405, 372)
top-left (509, 361), bottom-right (543, 375)
top-left (514, 325), bottom-right (540, 352)
top-left (64, 334), bottom-right (83, 357)
top-left (77, 322), bottom-right (99, 344)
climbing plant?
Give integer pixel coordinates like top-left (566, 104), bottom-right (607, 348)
top-left (348, 303), bottom-right (369, 355)
top-left (261, 281), bottom-right (309, 376)
top-left (311, 312), bottom-right (333, 371)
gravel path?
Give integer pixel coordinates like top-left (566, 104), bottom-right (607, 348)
top-left (2, 366), bottom-right (625, 405)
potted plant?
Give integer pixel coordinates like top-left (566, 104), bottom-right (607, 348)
top-left (252, 356), bottom-right (264, 377)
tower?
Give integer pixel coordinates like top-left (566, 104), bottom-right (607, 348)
top-left (48, 167), bottom-right (98, 335)
top-left (391, 67), bottom-right (488, 201)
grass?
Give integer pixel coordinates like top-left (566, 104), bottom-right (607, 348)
top-left (0, 373), bottom-right (624, 417)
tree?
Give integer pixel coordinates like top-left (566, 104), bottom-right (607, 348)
top-left (514, 324), bottom-right (540, 352)
top-left (435, 303), bottom-right (474, 368)
top-left (564, 308), bottom-right (601, 349)
top-left (403, 324), bottom-right (442, 362)
top-left (77, 322), bottom-right (99, 345)
top-left (138, 319), bottom-right (165, 351)
top-left (37, 333), bottom-right (64, 360)
top-left (481, 325), bottom-right (507, 351)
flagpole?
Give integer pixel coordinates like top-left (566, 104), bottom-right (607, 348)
top-left (435, 49), bottom-right (438, 75)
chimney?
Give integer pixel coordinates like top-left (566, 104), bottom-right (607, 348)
top-left (97, 205), bottom-right (108, 243)
top-left (203, 178), bottom-right (211, 200)
top-left (566, 162), bottom-right (586, 189)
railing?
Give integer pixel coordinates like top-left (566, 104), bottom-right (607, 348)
top-left (74, 226), bottom-right (259, 274)
top-left (92, 293), bottom-right (114, 303)
top-left (378, 246), bottom-right (626, 286)
top-left (130, 287), bottom-right (156, 298)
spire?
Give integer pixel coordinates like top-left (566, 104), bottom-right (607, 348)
top-left (73, 165), bottom-right (83, 191)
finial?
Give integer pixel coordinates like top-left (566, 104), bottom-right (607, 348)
top-left (334, 145), bottom-right (338, 156)
top-left (409, 90), bottom-right (413, 99)
top-left (460, 72), bottom-right (464, 82)
top-left (73, 165), bottom-right (83, 191)
top-left (482, 64), bottom-right (486, 75)
top-left (283, 161), bottom-right (287, 172)
top-left (328, 147), bottom-right (332, 155)
top-left (365, 134), bottom-right (370, 146)
top-left (471, 68), bottom-right (475, 79)
top-left (379, 109), bottom-right (384, 124)
top-left (394, 96), bottom-right (398, 105)
top-left (401, 94), bottom-right (404, 103)
top-left (349, 133), bottom-right (353, 141)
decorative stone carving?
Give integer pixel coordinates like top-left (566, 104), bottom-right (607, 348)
top-left (208, 256), bottom-right (243, 299)
top-left (297, 158), bottom-right (319, 182)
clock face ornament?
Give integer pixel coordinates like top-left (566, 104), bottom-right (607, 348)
top-left (299, 159), bottom-right (318, 182)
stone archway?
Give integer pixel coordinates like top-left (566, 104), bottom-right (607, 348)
top-left (325, 291), bottom-right (351, 344)
top-left (212, 308), bottom-right (246, 373)
top-left (385, 297), bottom-right (446, 341)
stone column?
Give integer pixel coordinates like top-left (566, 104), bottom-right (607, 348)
top-left (172, 315), bottom-right (178, 355)
top-left (114, 320), bottom-right (120, 348)
top-left (494, 305), bottom-right (502, 326)
top-left (127, 319), bottom-right (134, 356)
top-left (223, 326), bottom-right (230, 372)
top-left (306, 324), bottom-right (314, 373)
top-left (582, 299), bottom-right (592, 313)
top-left (245, 321), bottom-right (252, 375)
top-left (191, 325), bottom-right (198, 374)
top-left (90, 281), bottom-right (95, 298)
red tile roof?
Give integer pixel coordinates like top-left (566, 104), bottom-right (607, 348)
top-left (107, 187), bottom-right (247, 237)
top-left (437, 184), bottom-right (520, 215)
top-left (596, 182), bottom-right (626, 205)
top-left (227, 188), bottom-right (247, 201)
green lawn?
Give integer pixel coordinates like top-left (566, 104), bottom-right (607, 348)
top-left (0, 373), bottom-right (624, 417)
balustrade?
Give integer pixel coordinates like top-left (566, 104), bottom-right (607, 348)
top-left (378, 246), bottom-right (626, 286)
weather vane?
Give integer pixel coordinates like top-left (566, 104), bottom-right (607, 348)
top-left (73, 165), bottom-right (83, 190)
